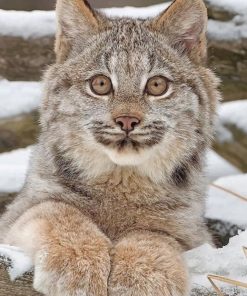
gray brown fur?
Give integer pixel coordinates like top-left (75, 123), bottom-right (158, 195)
top-left (0, 0), bottom-right (221, 295)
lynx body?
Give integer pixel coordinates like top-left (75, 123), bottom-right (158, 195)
top-left (0, 0), bottom-right (220, 295)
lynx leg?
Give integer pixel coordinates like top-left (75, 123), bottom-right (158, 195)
top-left (108, 231), bottom-right (189, 296)
top-left (4, 201), bottom-right (111, 296)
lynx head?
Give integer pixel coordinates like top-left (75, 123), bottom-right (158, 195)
top-left (42, 0), bottom-right (219, 181)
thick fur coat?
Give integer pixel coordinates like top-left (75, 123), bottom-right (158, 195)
top-left (0, 0), bottom-right (221, 295)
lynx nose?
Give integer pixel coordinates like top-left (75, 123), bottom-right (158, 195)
top-left (115, 116), bottom-right (140, 133)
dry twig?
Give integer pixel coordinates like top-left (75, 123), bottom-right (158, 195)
top-left (208, 247), bottom-right (247, 295)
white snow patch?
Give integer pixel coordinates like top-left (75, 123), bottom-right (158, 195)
top-left (219, 100), bottom-right (247, 134)
top-left (185, 230), bottom-right (247, 289)
top-left (0, 245), bottom-right (32, 280)
top-left (0, 10), bottom-right (56, 39)
top-left (102, 3), bottom-right (170, 19)
top-left (0, 147), bottom-right (32, 193)
top-left (206, 150), bottom-right (240, 181)
top-left (215, 121), bottom-right (233, 143)
top-left (0, 80), bottom-right (42, 119)
top-left (208, 18), bottom-right (247, 42)
top-left (206, 174), bottom-right (247, 228)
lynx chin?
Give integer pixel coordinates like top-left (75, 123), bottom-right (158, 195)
top-left (0, 0), bottom-right (221, 295)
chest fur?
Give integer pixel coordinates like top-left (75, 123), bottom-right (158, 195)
top-left (62, 175), bottom-right (191, 241)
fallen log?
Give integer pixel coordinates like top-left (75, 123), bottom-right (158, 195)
top-left (0, 36), bottom-right (54, 81)
top-left (0, 111), bottom-right (39, 153)
top-left (0, 261), bottom-right (40, 296)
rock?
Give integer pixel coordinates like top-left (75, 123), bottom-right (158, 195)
top-left (206, 218), bottom-right (245, 248)
top-left (0, 111), bottom-right (39, 153)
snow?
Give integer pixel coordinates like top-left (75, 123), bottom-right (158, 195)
top-left (206, 0), bottom-right (247, 42)
top-left (215, 121), bottom-right (233, 143)
top-left (215, 100), bottom-right (247, 143)
top-left (185, 230), bottom-right (247, 290)
top-left (0, 80), bottom-right (42, 119)
top-left (0, 147), bottom-right (32, 193)
top-left (205, 0), bottom-right (247, 16)
top-left (206, 174), bottom-right (247, 228)
top-left (0, 245), bottom-right (32, 280)
top-left (0, 10), bottom-right (55, 39)
top-left (102, 3), bottom-right (170, 19)
top-left (208, 18), bottom-right (247, 42)
top-left (206, 150), bottom-right (240, 181)
top-left (0, 2), bottom-right (246, 43)
top-left (219, 100), bottom-right (247, 134)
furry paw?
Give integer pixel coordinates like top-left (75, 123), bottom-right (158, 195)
top-left (33, 245), bottom-right (110, 296)
top-left (108, 233), bottom-right (189, 296)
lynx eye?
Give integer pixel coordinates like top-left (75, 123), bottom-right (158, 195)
top-left (90, 75), bottom-right (112, 96)
top-left (146, 76), bottom-right (169, 97)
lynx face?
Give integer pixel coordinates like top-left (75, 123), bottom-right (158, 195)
top-left (42, 0), bottom-right (216, 168)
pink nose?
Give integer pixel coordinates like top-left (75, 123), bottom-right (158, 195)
top-left (115, 116), bottom-right (140, 132)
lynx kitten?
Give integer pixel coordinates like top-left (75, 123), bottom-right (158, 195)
top-left (0, 0), bottom-right (220, 295)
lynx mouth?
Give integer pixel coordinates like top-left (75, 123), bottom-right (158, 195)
top-left (94, 133), bottom-right (164, 152)
top-left (92, 128), bottom-right (166, 166)
top-left (116, 136), bottom-right (140, 151)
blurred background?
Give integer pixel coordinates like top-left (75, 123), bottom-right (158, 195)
top-left (0, 0), bottom-right (169, 9)
top-left (0, 0), bottom-right (246, 247)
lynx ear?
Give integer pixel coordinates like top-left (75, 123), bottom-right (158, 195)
top-left (149, 0), bottom-right (208, 64)
top-left (55, 0), bottom-right (102, 63)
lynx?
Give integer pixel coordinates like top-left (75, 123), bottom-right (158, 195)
top-left (0, 0), bottom-right (220, 295)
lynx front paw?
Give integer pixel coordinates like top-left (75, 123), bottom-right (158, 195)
top-left (3, 202), bottom-right (112, 295)
top-left (33, 241), bottom-right (110, 296)
top-left (108, 233), bottom-right (189, 296)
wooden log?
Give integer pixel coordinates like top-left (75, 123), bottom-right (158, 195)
top-left (0, 259), bottom-right (40, 296)
top-left (0, 36), bottom-right (55, 81)
top-left (0, 111), bottom-right (39, 153)
top-left (208, 41), bottom-right (247, 102)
